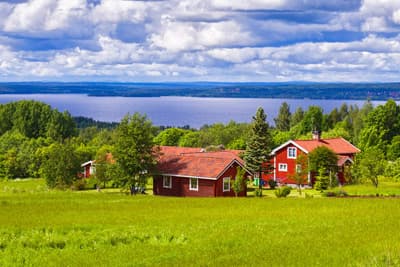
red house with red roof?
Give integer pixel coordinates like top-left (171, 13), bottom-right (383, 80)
top-left (264, 132), bottom-right (360, 186)
top-left (154, 146), bottom-right (252, 197)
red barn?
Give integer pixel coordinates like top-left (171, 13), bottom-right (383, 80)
top-left (153, 146), bottom-right (252, 197)
top-left (264, 132), bottom-right (360, 186)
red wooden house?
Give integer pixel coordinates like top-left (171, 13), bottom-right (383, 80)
top-left (153, 146), bottom-right (252, 197)
top-left (264, 132), bottom-right (360, 186)
top-left (80, 153), bottom-right (114, 178)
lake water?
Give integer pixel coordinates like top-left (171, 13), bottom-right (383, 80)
top-left (0, 94), bottom-right (383, 128)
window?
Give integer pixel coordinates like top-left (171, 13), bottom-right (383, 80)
top-left (278, 163), bottom-right (288, 172)
top-left (189, 178), bottom-right (198, 191)
top-left (223, 177), bottom-right (230, 192)
top-left (287, 147), bottom-right (297, 159)
top-left (163, 176), bottom-right (172, 188)
top-left (296, 164), bottom-right (302, 173)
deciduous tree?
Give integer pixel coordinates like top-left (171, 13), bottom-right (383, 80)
top-left (114, 113), bottom-right (157, 194)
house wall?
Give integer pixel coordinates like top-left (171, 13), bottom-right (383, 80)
top-left (264, 144), bottom-right (308, 185)
top-left (84, 165), bottom-right (91, 178)
top-left (215, 163), bottom-right (247, 197)
top-left (153, 176), bottom-right (216, 197)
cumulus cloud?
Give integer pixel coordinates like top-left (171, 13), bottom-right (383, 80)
top-left (0, 0), bottom-right (399, 82)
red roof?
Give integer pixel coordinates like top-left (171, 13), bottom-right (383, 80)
top-left (337, 155), bottom-right (353, 166)
top-left (157, 146), bottom-right (247, 179)
top-left (294, 138), bottom-right (360, 154)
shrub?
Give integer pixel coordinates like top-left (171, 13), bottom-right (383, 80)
top-left (322, 190), bottom-right (348, 197)
top-left (314, 168), bottom-right (329, 191)
top-left (268, 179), bottom-right (277, 189)
top-left (71, 179), bottom-right (86, 191)
top-left (255, 188), bottom-right (263, 197)
top-left (275, 186), bottom-right (291, 198)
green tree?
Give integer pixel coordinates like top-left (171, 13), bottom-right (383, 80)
top-left (154, 128), bottom-right (187, 146)
top-left (244, 107), bottom-right (273, 196)
top-left (290, 107), bottom-right (304, 128)
top-left (314, 167), bottom-right (329, 191)
top-left (94, 145), bottom-right (114, 188)
top-left (40, 142), bottom-right (81, 188)
top-left (46, 111), bottom-right (77, 141)
top-left (289, 154), bottom-right (308, 195)
top-left (356, 149), bottom-right (386, 188)
top-left (300, 106), bottom-right (323, 134)
top-left (308, 146), bottom-right (338, 188)
top-left (179, 131), bottom-right (201, 147)
top-left (114, 113), bottom-right (156, 194)
top-left (358, 99), bottom-right (400, 152)
top-left (231, 166), bottom-right (246, 197)
top-left (274, 102), bottom-right (291, 131)
top-left (387, 135), bottom-right (400, 161)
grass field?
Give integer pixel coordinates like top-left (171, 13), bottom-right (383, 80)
top-left (1, 179), bottom-right (400, 266)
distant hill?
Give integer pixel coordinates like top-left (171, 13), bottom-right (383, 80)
top-left (1, 82), bottom-right (400, 100)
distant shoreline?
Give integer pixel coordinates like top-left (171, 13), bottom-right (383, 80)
top-left (0, 82), bottom-right (399, 100)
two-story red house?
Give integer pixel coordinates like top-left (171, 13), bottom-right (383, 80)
top-left (154, 146), bottom-right (252, 197)
top-left (264, 132), bottom-right (360, 186)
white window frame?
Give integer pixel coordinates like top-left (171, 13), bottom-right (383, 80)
top-left (223, 177), bottom-right (230, 192)
top-left (278, 163), bottom-right (288, 172)
top-left (287, 147), bottom-right (297, 159)
top-left (189, 178), bottom-right (198, 191)
top-left (296, 164), bottom-right (302, 173)
top-left (163, 176), bottom-right (172, 189)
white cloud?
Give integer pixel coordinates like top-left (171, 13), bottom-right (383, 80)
top-left (90, 0), bottom-right (149, 24)
top-left (0, 0), bottom-right (400, 82)
top-left (361, 17), bottom-right (389, 32)
top-left (4, 0), bottom-right (56, 32)
top-left (210, 0), bottom-right (287, 10)
top-left (151, 20), bottom-right (254, 52)
top-left (393, 9), bottom-right (400, 24)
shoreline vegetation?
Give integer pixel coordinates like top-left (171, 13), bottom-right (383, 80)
top-left (1, 82), bottom-right (400, 100)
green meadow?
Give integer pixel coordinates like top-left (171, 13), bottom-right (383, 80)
top-left (1, 179), bottom-right (400, 266)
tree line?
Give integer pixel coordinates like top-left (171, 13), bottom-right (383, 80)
top-left (0, 98), bottom-right (399, 190)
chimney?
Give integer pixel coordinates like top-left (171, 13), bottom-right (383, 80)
top-left (312, 130), bottom-right (321, 141)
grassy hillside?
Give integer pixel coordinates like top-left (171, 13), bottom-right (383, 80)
top-left (1, 179), bottom-right (400, 266)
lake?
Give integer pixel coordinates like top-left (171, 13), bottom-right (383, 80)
top-left (0, 94), bottom-right (382, 128)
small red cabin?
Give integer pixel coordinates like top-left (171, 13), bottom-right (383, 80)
top-left (80, 153), bottom-right (114, 178)
top-left (153, 146), bottom-right (252, 197)
top-left (264, 133), bottom-right (360, 186)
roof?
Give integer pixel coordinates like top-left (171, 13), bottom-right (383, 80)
top-left (272, 137), bottom-right (360, 155)
top-left (81, 160), bottom-right (94, 167)
top-left (337, 155), bottom-right (354, 166)
top-left (157, 146), bottom-right (249, 179)
top-left (81, 153), bottom-right (114, 167)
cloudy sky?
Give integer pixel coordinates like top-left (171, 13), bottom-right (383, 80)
top-left (0, 0), bottom-right (400, 82)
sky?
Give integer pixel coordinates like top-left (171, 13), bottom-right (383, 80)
top-left (0, 0), bottom-right (400, 82)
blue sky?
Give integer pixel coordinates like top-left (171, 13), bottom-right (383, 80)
top-left (0, 0), bottom-right (400, 82)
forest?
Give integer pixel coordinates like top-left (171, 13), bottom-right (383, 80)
top-left (1, 82), bottom-right (400, 100)
top-left (0, 98), bottom-right (399, 190)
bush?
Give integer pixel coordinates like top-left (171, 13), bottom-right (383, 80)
top-left (315, 169), bottom-right (329, 191)
top-left (71, 179), bottom-right (86, 191)
top-left (322, 190), bottom-right (348, 197)
top-left (275, 186), bottom-right (291, 198)
top-left (255, 188), bottom-right (263, 197)
top-left (268, 179), bottom-right (277, 189)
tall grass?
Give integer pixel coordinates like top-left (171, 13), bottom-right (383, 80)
top-left (1, 179), bottom-right (400, 266)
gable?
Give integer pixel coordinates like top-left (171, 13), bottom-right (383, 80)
top-left (272, 138), bottom-right (360, 156)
